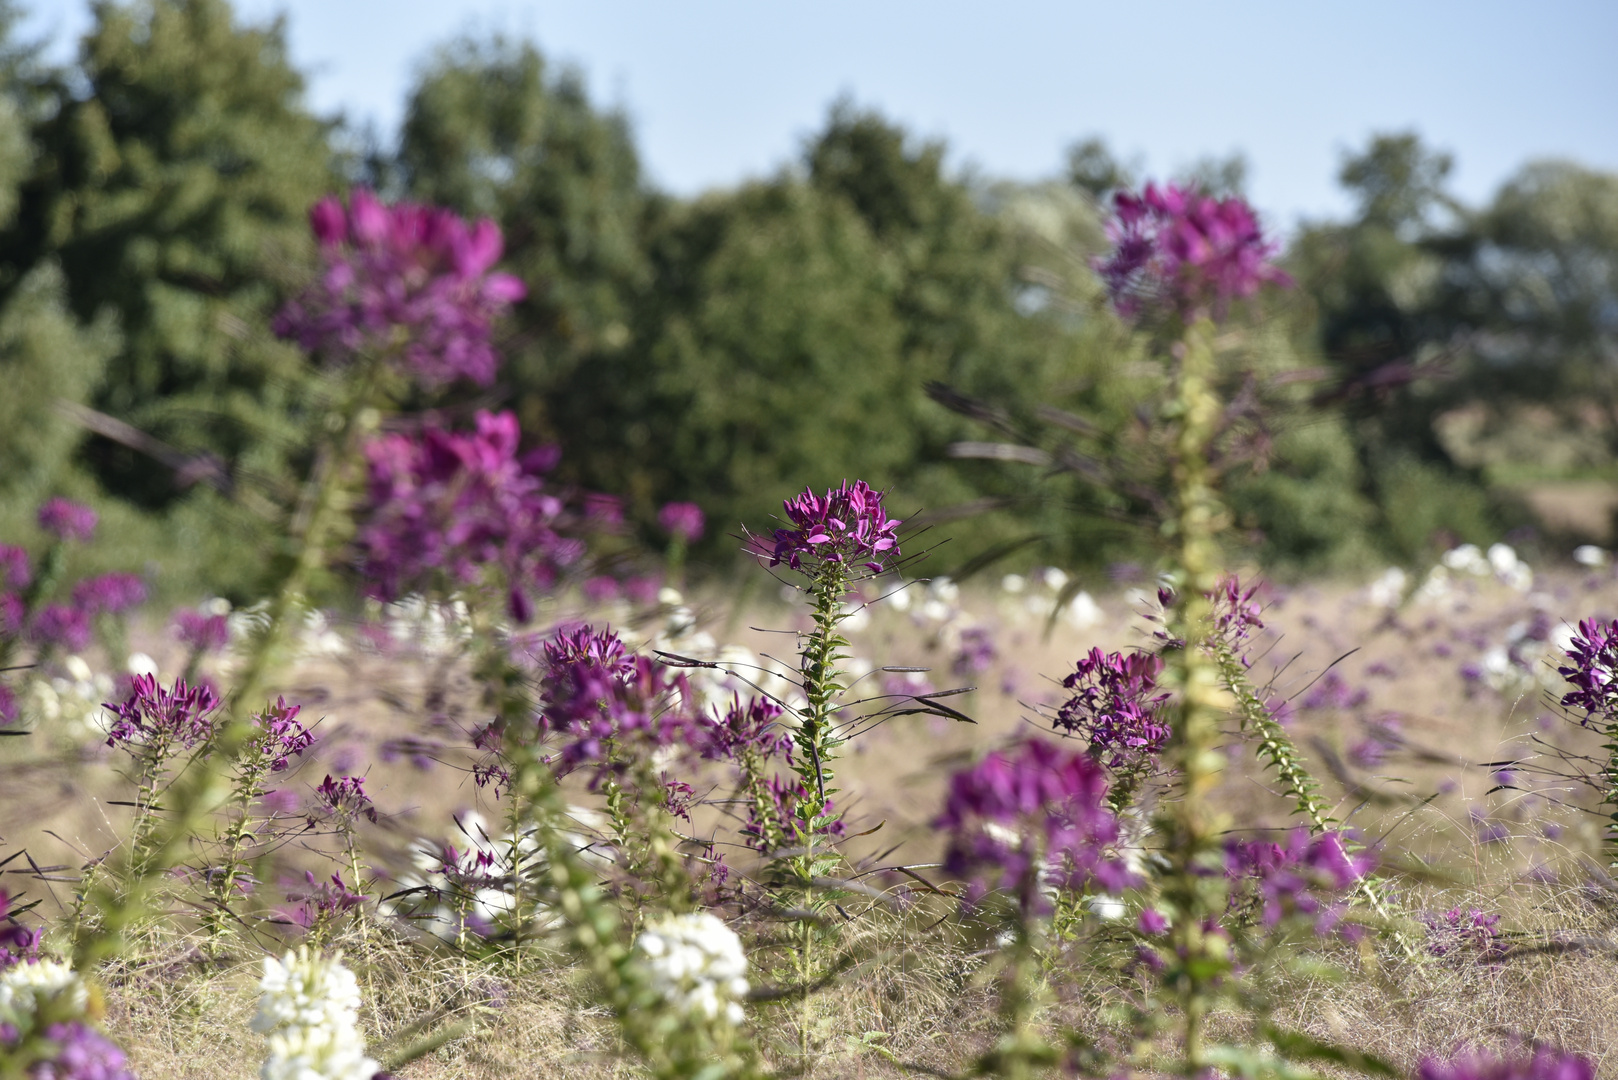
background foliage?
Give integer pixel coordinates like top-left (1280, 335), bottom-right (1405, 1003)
top-left (2, 0), bottom-right (1616, 595)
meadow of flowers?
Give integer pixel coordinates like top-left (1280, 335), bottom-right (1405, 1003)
top-left (3, 183), bottom-right (1618, 1080)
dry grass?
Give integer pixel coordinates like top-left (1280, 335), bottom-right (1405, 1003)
top-left (9, 558), bottom-right (1618, 1076)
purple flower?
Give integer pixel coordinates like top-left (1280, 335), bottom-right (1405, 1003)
top-left (0, 545), bottom-right (31, 590)
top-left (1417, 1047), bottom-right (1593, 1080)
top-left (172, 610), bottom-right (229, 653)
top-left (767, 480), bottom-right (901, 575)
top-left (1559, 617), bottom-right (1618, 723)
top-left (357, 410), bottom-right (593, 613)
top-left (1055, 648), bottom-right (1171, 772)
top-left (1224, 828), bottom-right (1375, 938)
top-left (252, 698), bottom-right (315, 772)
top-left (314, 774), bottom-right (378, 824)
top-left (37, 499), bottom-right (97, 543)
top-left (1300, 671), bottom-right (1369, 711)
top-left (952, 626), bottom-right (998, 677)
top-left (1211, 574), bottom-right (1265, 649)
top-left (658, 501), bottom-right (706, 543)
top-left (743, 772), bottom-right (845, 854)
top-left (280, 870), bottom-right (366, 931)
top-left (31, 1021), bottom-right (135, 1080)
top-left (0, 890), bottom-right (41, 969)
top-left (700, 694), bottom-right (791, 762)
top-left (1423, 906), bottom-right (1506, 961)
top-left (1095, 182), bottom-right (1291, 323)
top-left (104, 675), bottom-right (221, 752)
top-left (274, 189), bottom-right (525, 386)
top-left (30, 605), bottom-right (91, 652)
top-left (934, 738), bottom-right (1137, 914)
top-left (536, 625), bottom-right (695, 779)
top-left (71, 574), bottom-right (146, 616)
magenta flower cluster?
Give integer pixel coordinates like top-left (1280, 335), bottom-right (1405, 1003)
top-left (534, 626), bottom-right (695, 779)
top-left (744, 772), bottom-right (845, 854)
top-left (24, 1020), bottom-right (136, 1080)
top-left (314, 774), bottom-right (378, 824)
top-left (658, 501), bottom-right (706, 544)
top-left (37, 498), bottom-right (98, 544)
top-left (104, 675), bottom-right (221, 752)
top-left (0, 890), bottom-right (41, 969)
top-left (1418, 1048), bottom-right (1594, 1080)
top-left (699, 694), bottom-right (791, 762)
top-left (173, 610), bottom-right (230, 654)
top-left (934, 738), bottom-right (1136, 913)
top-left (1558, 617), bottom-right (1618, 724)
top-left (1054, 648), bottom-right (1171, 770)
top-left (1095, 182), bottom-right (1290, 322)
top-left (1224, 828), bottom-right (1374, 938)
top-left (281, 870), bottom-right (366, 932)
top-left (358, 410), bottom-right (587, 621)
top-left (273, 189), bottom-right (525, 386)
top-left (1423, 906), bottom-right (1507, 961)
top-left (250, 697), bottom-right (316, 772)
top-left (768, 480), bottom-right (901, 574)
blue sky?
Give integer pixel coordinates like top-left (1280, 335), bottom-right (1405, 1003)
top-left (22, 0), bottom-right (1618, 229)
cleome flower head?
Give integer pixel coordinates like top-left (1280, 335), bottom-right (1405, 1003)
top-left (253, 948), bottom-right (378, 1080)
top-left (37, 499), bottom-right (98, 544)
top-left (274, 188), bottom-right (525, 387)
top-left (1095, 182), bottom-right (1290, 323)
top-left (1559, 617), bottom-right (1618, 724)
top-left (104, 675), bottom-right (221, 753)
top-left (934, 738), bottom-right (1137, 914)
top-left (632, 912), bottom-right (749, 1026)
top-left (1055, 648), bottom-right (1171, 773)
top-left (357, 410), bottom-right (588, 621)
top-left (767, 480), bottom-right (901, 575)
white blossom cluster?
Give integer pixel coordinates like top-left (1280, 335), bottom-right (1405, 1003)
top-left (633, 912), bottom-right (749, 1025)
top-left (0, 959), bottom-right (88, 1023)
top-left (253, 948), bottom-right (378, 1080)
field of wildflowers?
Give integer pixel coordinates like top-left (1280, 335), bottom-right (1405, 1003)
top-left (3, 181), bottom-right (1618, 1080)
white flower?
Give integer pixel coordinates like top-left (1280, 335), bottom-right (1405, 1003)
top-left (1367, 567), bottom-right (1407, 609)
top-left (254, 949), bottom-right (377, 1080)
top-left (1442, 544), bottom-right (1488, 576)
top-left (633, 912), bottom-right (749, 1026)
top-left (1063, 591), bottom-right (1103, 629)
top-left (1000, 573), bottom-right (1026, 594)
top-left (126, 652), bottom-right (159, 678)
top-left (1574, 545), bottom-right (1609, 568)
top-left (0, 959), bottom-right (88, 1022)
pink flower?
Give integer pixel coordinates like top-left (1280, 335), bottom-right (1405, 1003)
top-left (37, 498), bottom-right (97, 543)
top-left (274, 190), bottom-right (526, 386)
top-left (1095, 182), bottom-right (1290, 323)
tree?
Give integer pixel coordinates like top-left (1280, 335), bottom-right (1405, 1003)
top-left (0, 0), bottom-right (334, 514)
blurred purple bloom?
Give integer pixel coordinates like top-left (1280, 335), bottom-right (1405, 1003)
top-left (274, 189), bottom-right (525, 386)
top-left (952, 626), bottom-right (998, 677)
top-left (281, 870), bottom-right (366, 932)
top-left (1055, 648), bottom-right (1171, 771)
top-left (0, 545), bottom-right (31, 590)
top-left (1559, 617), bottom-right (1618, 723)
top-left (1095, 182), bottom-right (1291, 322)
top-left (582, 576), bottom-right (621, 604)
top-left (768, 480), bottom-right (901, 574)
top-left (30, 604), bottom-right (91, 652)
top-left (32, 1021), bottom-right (135, 1080)
top-left (357, 410), bottom-right (591, 615)
top-left (37, 498), bottom-right (97, 543)
top-left (71, 573), bottom-right (146, 616)
top-left (104, 675), bottom-right (220, 752)
top-left (1301, 671), bottom-right (1369, 711)
top-left (1417, 1047), bottom-right (1593, 1080)
top-left (1225, 828), bottom-right (1375, 938)
top-left (1423, 906), bottom-right (1506, 961)
top-left (172, 610), bottom-right (230, 653)
top-left (1211, 574), bottom-right (1265, 649)
top-left (0, 890), bottom-right (41, 969)
top-left (934, 738), bottom-right (1136, 914)
top-left (658, 501), bottom-right (706, 543)
top-left (0, 684), bottom-right (16, 727)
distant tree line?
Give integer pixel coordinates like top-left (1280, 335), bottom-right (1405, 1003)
top-left (1, 0), bottom-right (1614, 595)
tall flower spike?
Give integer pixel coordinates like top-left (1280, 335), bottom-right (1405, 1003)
top-left (1095, 182), bottom-right (1290, 323)
top-left (768, 480), bottom-right (901, 574)
top-left (274, 190), bottom-right (526, 387)
top-left (104, 675), bottom-right (221, 752)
